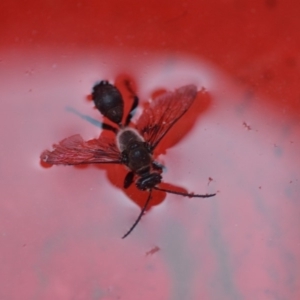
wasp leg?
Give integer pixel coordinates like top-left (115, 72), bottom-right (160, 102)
top-left (124, 171), bottom-right (135, 189)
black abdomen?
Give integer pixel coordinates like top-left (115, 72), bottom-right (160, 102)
top-left (92, 81), bottom-right (124, 124)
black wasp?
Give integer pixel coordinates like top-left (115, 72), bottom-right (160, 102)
top-left (41, 80), bottom-right (216, 238)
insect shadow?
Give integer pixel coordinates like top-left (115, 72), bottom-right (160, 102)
top-left (41, 75), bottom-right (216, 238)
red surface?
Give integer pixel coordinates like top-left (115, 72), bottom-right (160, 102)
top-left (1, 1), bottom-right (300, 299)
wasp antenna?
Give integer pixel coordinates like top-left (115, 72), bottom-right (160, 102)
top-left (153, 186), bottom-right (216, 198)
top-left (122, 189), bottom-right (153, 239)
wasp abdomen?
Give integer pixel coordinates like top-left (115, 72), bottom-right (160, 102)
top-left (92, 81), bottom-right (124, 124)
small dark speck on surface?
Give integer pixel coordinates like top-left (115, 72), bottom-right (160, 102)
top-left (243, 122), bottom-right (252, 130)
top-left (146, 246), bottom-right (160, 256)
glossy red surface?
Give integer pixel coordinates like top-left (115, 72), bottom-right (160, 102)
top-left (1, 1), bottom-right (300, 299)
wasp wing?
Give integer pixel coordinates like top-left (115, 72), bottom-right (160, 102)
top-left (41, 134), bottom-right (122, 165)
top-left (136, 84), bottom-right (198, 151)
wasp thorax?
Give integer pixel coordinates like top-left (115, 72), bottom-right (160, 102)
top-left (117, 128), bottom-right (151, 172)
top-left (126, 144), bottom-right (151, 171)
top-left (117, 128), bottom-right (144, 152)
top-left (92, 81), bottom-right (124, 124)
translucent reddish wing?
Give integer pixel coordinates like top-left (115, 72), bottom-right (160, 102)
top-left (136, 84), bottom-right (198, 150)
top-left (40, 134), bottom-right (122, 165)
